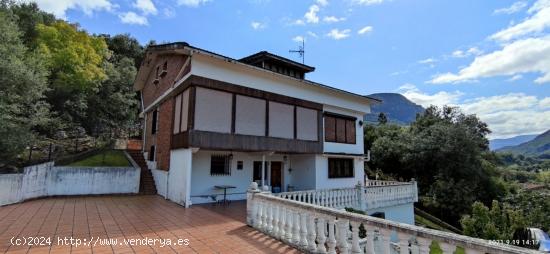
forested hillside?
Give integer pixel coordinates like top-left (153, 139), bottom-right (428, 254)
top-left (0, 1), bottom-right (144, 168)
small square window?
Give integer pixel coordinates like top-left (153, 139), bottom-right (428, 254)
top-left (237, 161), bottom-right (243, 170)
top-left (328, 158), bottom-right (354, 178)
top-left (211, 155), bottom-right (231, 176)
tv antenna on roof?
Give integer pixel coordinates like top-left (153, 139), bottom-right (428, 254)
top-left (289, 39), bottom-right (305, 64)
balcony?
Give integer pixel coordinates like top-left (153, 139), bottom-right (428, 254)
top-left (246, 182), bottom-right (537, 254)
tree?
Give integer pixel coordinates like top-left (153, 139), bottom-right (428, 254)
top-left (461, 201), bottom-right (526, 240)
top-left (35, 21), bottom-right (109, 127)
top-left (0, 7), bottom-right (50, 164)
top-left (377, 112), bottom-right (388, 125)
top-left (367, 106), bottom-right (505, 224)
top-left (84, 57), bottom-right (138, 135)
top-left (8, 1), bottom-right (55, 47)
top-left (101, 34), bottom-right (144, 68)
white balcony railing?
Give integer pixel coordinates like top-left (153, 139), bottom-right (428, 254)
top-left (274, 180), bottom-right (418, 211)
top-left (247, 182), bottom-right (537, 254)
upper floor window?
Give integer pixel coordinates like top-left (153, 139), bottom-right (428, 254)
top-left (151, 109), bottom-right (158, 134)
top-left (211, 154), bottom-right (231, 176)
top-left (328, 158), bottom-right (354, 178)
top-left (324, 113), bottom-right (356, 144)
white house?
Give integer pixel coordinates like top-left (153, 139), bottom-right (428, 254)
top-left (133, 43), bottom-right (417, 225)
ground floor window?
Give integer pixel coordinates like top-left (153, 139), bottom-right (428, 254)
top-left (328, 158), bottom-right (354, 178)
top-left (253, 161), bottom-right (268, 182)
top-left (210, 154), bottom-right (231, 176)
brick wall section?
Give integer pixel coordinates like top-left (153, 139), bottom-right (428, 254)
top-left (141, 53), bottom-right (191, 171)
top-left (141, 54), bottom-right (189, 110)
top-left (156, 99), bottom-right (174, 171)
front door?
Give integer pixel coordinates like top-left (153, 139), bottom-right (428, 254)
top-left (270, 161), bottom-right (282, 193)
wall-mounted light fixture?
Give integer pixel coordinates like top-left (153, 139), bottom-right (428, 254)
top-left (358, 120), bottom-right (364, 127)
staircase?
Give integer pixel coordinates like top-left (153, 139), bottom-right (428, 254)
top-left (127, 150), bottom-right (157, 195)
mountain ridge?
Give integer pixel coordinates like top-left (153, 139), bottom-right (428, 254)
top-left (365, 93), bottom-right (424, 125)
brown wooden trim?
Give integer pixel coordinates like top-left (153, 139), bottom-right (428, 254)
top-left (318, 110), bottom-right (323, 143)
top-left (188, 86), bottom-right (196, 130)
top-left (172, 130), bottom-right (322, 154)
top-left (179, 93), bottom-right (184, 132)
top-left (231, 93), bottom-right (236, 134)
top-left (323, 111), bottom-right (357, 121)
top-left (265, 100), bottom-right (269, 136)
top-left (293, 106), bottom-right (297, 139)
top-left (171, 97), bottom-right (177, 147)
top-left (180, 75), bottom-right (322, 110)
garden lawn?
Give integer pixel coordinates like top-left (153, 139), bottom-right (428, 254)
top-left (68, 150), bottom-right (130, 167)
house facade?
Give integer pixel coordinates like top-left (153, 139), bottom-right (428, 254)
top-left (135, 43), bottom-right (402, 213)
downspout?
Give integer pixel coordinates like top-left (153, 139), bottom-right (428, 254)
top-left (166, 169), bottom-right (169, 200)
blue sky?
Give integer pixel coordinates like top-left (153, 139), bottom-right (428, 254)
top-left (32, 0), bottom-right (549, 138)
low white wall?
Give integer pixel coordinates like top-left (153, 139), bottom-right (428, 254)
top-left (151, 168), bottom-right (168, 198)
top-left (0, 174), bottom-right (23, 206)
top-left (47, 167), bottom-right (140, 195)
top-left (366, 203), bottom-right (415, 225)
top-left (0, 161), bottom-right (140, 206)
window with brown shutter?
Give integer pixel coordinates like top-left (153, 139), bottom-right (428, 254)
top-left (345, 120), bottom-right (356, 144)
top-left (324, 113), bottom-right (356, 144)
top-left (328, 158), bottom-right (354, 178)
top-left (324, 116), bottom-right (336, 142)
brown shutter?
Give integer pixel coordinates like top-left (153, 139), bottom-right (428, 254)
top-left (336, 118), bottom-right (346, 143)
top-left (324, 116), bottom-right (336, 142)
top-left (346, 120), bottom-right (356, 144)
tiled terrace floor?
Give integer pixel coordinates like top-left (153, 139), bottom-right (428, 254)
top-left (0, 195), bottom-right (300, 254)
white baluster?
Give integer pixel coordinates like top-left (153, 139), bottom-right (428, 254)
top-left (285, 208), bottom-right (293, 242)
top-left (266, 202), bottom-right (273, 233)
top-left (278, 206), bottom-right (286, 239)
top-left (327, 217), bottom-right (337, 254)
top-left (380, 228), bottom-right (392, 254)
top-left (316, 217), bottom-right (327, 253)
top-left (260, 201), bottom-right (267, 232)
top-left (439, 242), bottom-right (457, 254)
top-left (397, 232), bottom-right (410, 254)
top-left (256, 200), bottom-right (263, 229)
top-left (365, 227), bottom-right (375, 254)
top-left (337, 219), bottom-right (349, 254)
top-left (299, 212), bottom-right (308, 248)
top-left (307, 214), bottom-right (317, 252)
top-left (351, 221), bottom-right (362, 254)
top-left (417, 237), bottom-right (432, 254)
top-left (292, 210), bottom-right (301, 244)
top-left (272, 205), bottom-right (279, 237)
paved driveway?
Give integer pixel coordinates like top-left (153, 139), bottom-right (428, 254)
top-left (0, 196), bottom-right (299, 254)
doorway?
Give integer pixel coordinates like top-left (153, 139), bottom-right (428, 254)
top-left (270, 161), bottom-right (282, 193)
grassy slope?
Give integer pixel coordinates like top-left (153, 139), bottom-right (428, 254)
top-left (68, 150), bottom-right (130, 167)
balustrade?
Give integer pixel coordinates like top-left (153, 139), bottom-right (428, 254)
top-left (247, 182), bottom-right (538, 254)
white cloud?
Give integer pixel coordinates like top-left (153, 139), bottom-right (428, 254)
top-left (490, 0), bottom-right (550, 41)
top-left (251, 21), bottom-right (266, 30)
top-left (29, 0), bottom-right (115, 18)
top-left (177, 0), bottom-right (210, 7)
top-left (323, 16), bottom-right (346, 23)
top-left (352, 0), bottom-right (384, 6)
top-left (293, 19), bottom-right (306, 25)
top-left (539, 97), bottom-right (550, 108)
top-left (326, 29), bottom-right (351, 40)
top-left (163, 7), bottom-right (175, 18)
top-left (307, 31), bottom-right (318, 38)
top-left (451, 47), bottom-right (482, 58)
top-left (292, 36), bottom-right (305, 42)
top-left (430, 36), bottom-right (550, 84)
top-left (357, 26), bottom-right (373, 35)
top-left (399, 84), bottom-right (550, 138)
top-left (133, 0), bottom-right (157, 15)
top-left (398, 84), bottom-right (464, 107)
top-left (119, 11), bottom-right (148, 25)
top-left (507, 74), bottom-right (523, 81)
top-left (418, 58), bottom-right (437, 64)
top-left (316, 0), bottom-right (328, 6)
top-left (467, 47), bottom-right (483, 56)
top-left (493, 1), bottom-right (528, 15)
top-left (304, 4), bottom-right (320, 23)
top-left (451, 50), bottom-right (466, 58)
